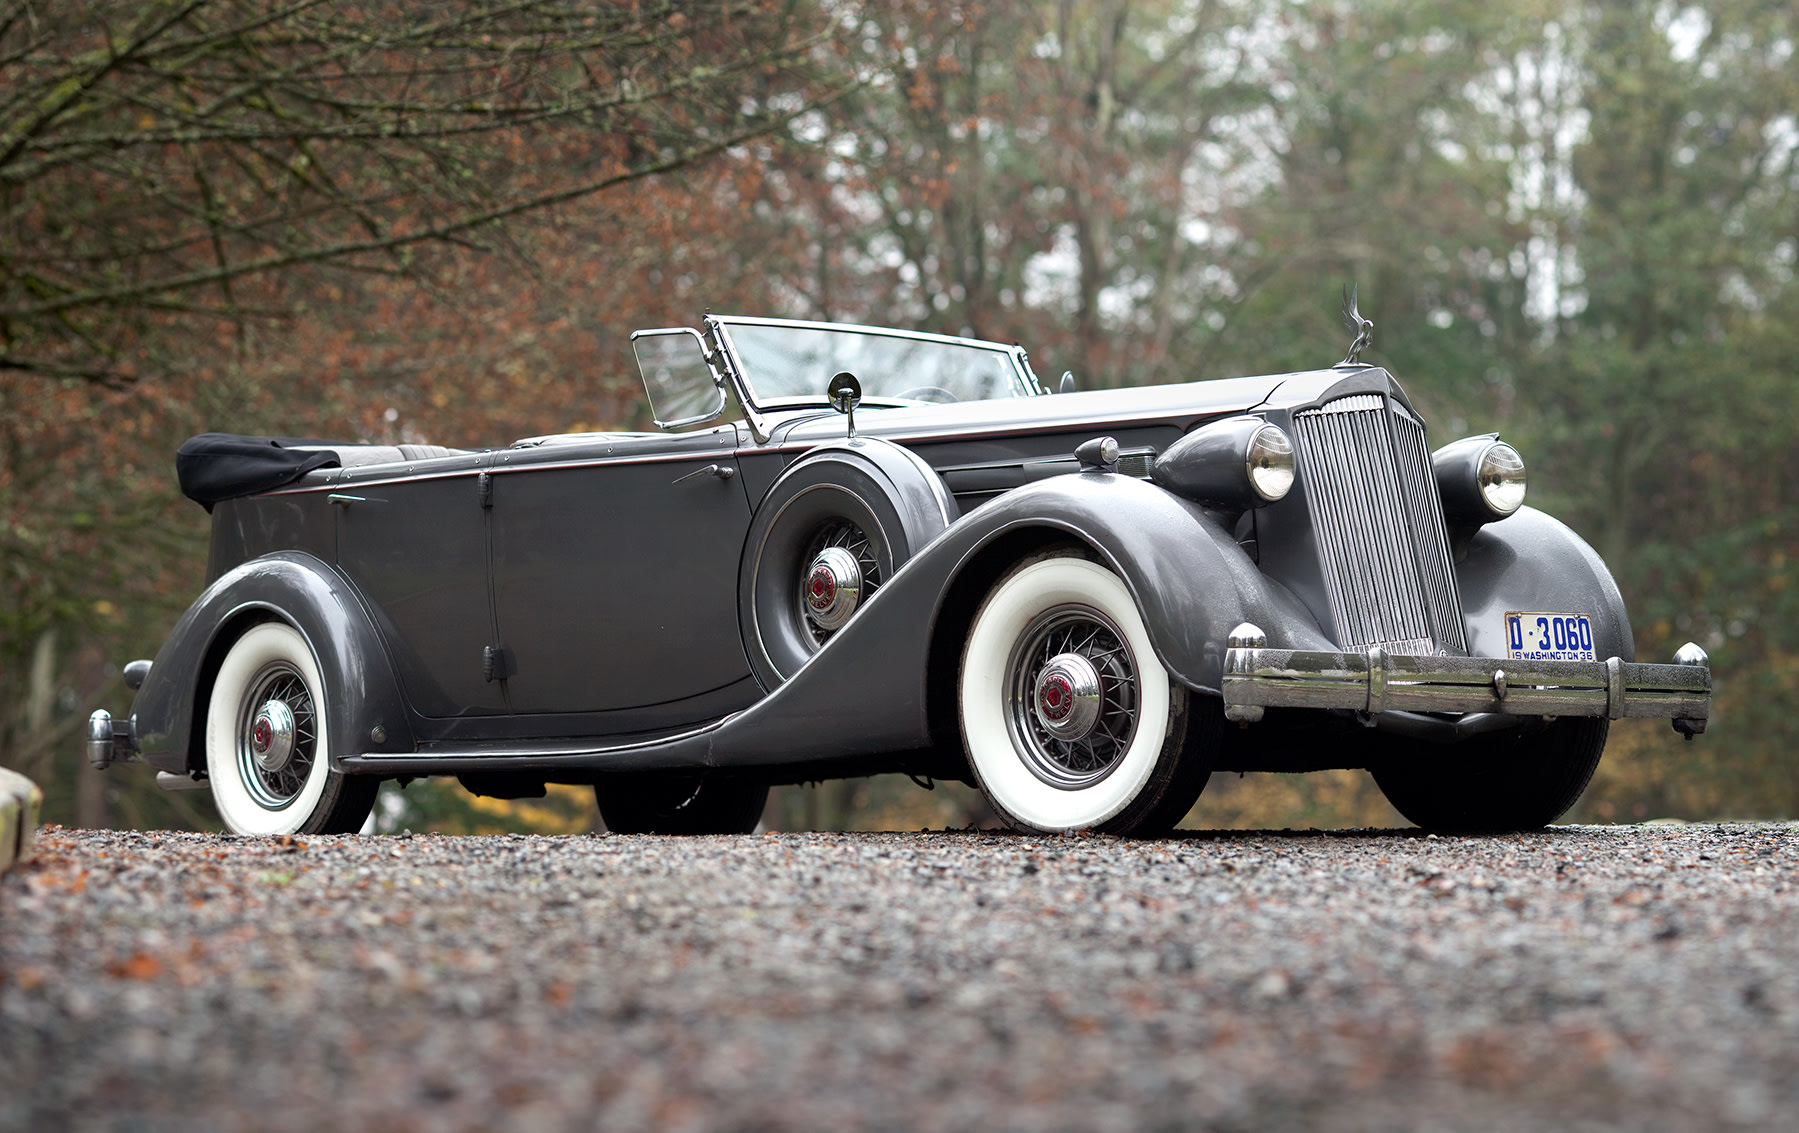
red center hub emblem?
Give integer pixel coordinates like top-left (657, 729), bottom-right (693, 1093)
top-left (1039, 673), bottom-right (1074, 721)
top-left (807, 568), bottom-right (836, 611)
top-left (251, 716), bottom-right (272, 752)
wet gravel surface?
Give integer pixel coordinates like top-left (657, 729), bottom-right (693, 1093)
top-left (3, 823), bottom-right (1797, 1132)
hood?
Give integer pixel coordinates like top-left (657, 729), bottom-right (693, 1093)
top-left (775, 372), bottom-right (1297, 450)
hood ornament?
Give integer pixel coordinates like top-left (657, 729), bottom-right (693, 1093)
top-left (1340, 284), bottom-right (1374, 366)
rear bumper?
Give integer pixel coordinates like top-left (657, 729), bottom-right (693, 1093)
top-left (1222, 627), bottom-right (1710, 735)
top-left (86, 709), bottom-right (140, 769)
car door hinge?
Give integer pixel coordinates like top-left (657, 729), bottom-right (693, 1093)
top-left (482, 644), bottom-right (511, 682)
top-left (477, 472), bottom-right (493, 509)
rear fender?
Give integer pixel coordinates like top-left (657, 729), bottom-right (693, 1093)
top-left (1457, 507), bottom-right (1634, 662)
top-left (131, 551), bottom-right (411, 774)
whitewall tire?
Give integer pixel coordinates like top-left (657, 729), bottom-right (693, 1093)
top-left (205, 621), bottom-right (376, 835)
top-left (959, 554), bottom-right (1205, 835)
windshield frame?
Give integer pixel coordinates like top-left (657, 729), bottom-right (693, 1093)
top-left (706, 315), bottom-right (1043, 439)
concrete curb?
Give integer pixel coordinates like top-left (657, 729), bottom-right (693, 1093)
top-left (0, 767), bottom-right (43, 874)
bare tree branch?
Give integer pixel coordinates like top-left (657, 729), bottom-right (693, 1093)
top-left (0, 0), bottom-right (841, 383)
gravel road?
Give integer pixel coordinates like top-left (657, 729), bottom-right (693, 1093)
top-left (3, 822), bottom-right (1797, 1132)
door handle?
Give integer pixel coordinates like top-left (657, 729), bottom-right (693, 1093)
top-left (672, 463), bottom-right (735, 484)
top-left (328, 494), bottom-right (367, 507)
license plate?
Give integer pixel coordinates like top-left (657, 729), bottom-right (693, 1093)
top-left (1505, 611), bottom-right (1596, 662)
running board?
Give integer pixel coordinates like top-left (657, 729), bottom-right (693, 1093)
top-left (339, 718), bottom-right (728, 776)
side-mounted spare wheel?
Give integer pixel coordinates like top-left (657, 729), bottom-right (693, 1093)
top-left (205, 621), bottom-right (377, 835)
top-left (958, 551), bottom-right (1217, 836)
top-left (740, 439), bottom-right (954, 689)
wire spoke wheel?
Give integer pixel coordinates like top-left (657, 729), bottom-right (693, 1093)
top-left (1004, 605), bottom-right (1139, 789)
top-left (959, 552), bottom-right (1211, 835)
top-left (799, 519), bottom-right (883, 647)
top-left (205, 621), bottom-right (377, 836)
top-left (234, 663), bottom-right (319, 809)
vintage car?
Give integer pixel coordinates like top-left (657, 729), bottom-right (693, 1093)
top-left (87, 313), bottom-right (1711, 837)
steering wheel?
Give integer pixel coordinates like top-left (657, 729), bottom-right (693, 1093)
top-left (894, 385), bottom-right (960, 404)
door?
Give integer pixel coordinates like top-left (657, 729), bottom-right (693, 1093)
top-left (490, 428), bottom-right (753, 715)
top-left (333, 461), bottom-right (506, 717)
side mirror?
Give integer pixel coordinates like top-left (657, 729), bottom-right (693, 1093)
top-left (827, 371), bottom-right (861, 439)
top-left (1060, 371), bottom-right (1077, 394)
top-left (632, 328), bottom-right (727, 429)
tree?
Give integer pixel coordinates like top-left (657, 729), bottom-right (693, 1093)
top-left (0, 0), bottom-right (834, 385)
top-left (0, 0), bottom-right (843, 823)
top-left (744, 0), bottom-right (1271, 384)
top-left (1526, 0), bottom-right (1799, 819)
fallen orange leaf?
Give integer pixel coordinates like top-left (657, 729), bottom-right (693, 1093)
top-left (107, 953), bottom-right (163, 981)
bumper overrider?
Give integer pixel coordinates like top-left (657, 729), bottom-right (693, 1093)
top-left (1221, 624), bottom-right (1711, 737)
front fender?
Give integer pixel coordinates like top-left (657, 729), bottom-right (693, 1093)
top-left (132, 551), bottom-right (411, 774)
top-left (1457, 507), bottom-right (1634, 662)
top-left (941, 475), bottom-right (1336, 693)
top-left (704, 472), bottom-right (1331, 770)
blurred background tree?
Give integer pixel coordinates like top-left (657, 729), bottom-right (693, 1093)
top-left (0, 0), bottom-right (841, 827)
top-left (4, 0), bottom-right (1793, 833)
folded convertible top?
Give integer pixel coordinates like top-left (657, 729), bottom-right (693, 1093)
top-left (177, 433), bottom-right (477, 510)
top-left (175, 433), bottom-right (343, 512)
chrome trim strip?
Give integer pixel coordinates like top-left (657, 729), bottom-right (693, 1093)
top-left (263, 447), bottom-right (739, 496)
top-left (486, 450), bottom-right (734, 472)
top-left (263, 467), bottom-right (477, 495)
top-left (713, 313), bottom-right (1030, 352)
top-left (1223, 647), bottom-right (1711, 721)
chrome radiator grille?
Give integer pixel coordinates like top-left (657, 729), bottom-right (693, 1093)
top-left (1290, 393), bottom-right (1466, 654)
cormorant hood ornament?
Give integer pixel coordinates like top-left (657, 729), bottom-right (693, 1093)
top-left (1340, 284), bottom-right (1374, 366)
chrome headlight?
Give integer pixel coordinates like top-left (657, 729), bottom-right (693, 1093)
top-left (1477, 442), bottom-right (1526, 516)
top-left (1433, 435), bottom-right (1526, 524)
top-left (1245, 424), bottom-right (1295, 502)
top-left (1152, 416), bottom-right (1296, 508)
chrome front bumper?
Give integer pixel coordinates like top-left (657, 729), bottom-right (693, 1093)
top-left (1221, 624), bottom-right (1711, 735)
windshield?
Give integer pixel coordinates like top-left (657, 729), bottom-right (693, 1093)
top-left (720, 320), bottom-right (1034, 407)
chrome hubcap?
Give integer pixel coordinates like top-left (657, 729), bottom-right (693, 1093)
top-left (250, 699), bottom-right (297, 772)
top-left (802, 545), bottom-right (864, 633)
top-left (1033, 652), bottom-right (1102, 740)
top-left (1005, 605), bottom-right (1140, 790)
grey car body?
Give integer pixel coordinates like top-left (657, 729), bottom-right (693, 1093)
top-left (90, 314), bottom-right (1711, 835)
